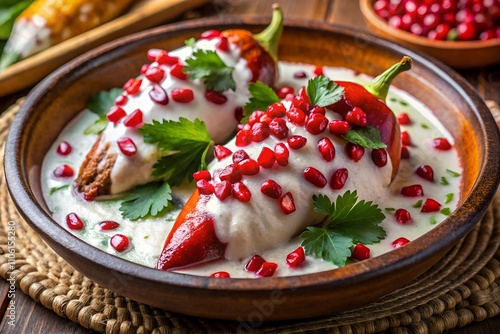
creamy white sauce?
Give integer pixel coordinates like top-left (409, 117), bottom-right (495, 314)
top-left (41, 62), bottom-right (461, 278)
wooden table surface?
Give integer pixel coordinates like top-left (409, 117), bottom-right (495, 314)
top-left (0, 0), bottom-right (499, 333)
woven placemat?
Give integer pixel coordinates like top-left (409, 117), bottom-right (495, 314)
top-left (1, 100), bottom-right (500, 334)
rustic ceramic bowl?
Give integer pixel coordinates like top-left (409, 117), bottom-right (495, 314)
top-left (5, 18), bottom-right (500, 321)
top-left (360, 0), bottom-right (500, 69)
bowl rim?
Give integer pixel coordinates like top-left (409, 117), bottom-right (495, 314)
top-left (359, 0), bottom-right (500, 50)
top-left (4, 17), bottom-right (500, 294)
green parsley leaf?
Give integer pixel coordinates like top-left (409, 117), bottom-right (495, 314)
top-left (49, 184), bottom-right (69, 195)
top-left (429, 216), bottom-right (437, 224)
top-left (446, 169), bottom-right (461, 177)
top-left (306, 76), bottom-right (344, 107)
top-left (301, 227), bottom-right (353, 267)
top-left (444, 193), bottom-right (454, 204)
top-left (440, 208), bottom-right (451, 216)
top-left (184, 38), bottom-right (196, 48)
top-left (385, 207), bottom-right (396, 212)
top-left (84, 88), bottom-right (121, 135)
top-left (119, 182), bottom-right (172, 220)
top-left (139, 117), bottom-right (213, 185)
top-left (440, 177), bottom-right (449, 185)
top-left (242, 82), bottom-right (280, 123)
top-left (342, 126), bottom-right (387, 149)
top-left (184, 49), bottom-right (235, 92)
top-left (412, 200), bottom-right (423, 208)
top-left (421, 123), bottom-right (429, 129)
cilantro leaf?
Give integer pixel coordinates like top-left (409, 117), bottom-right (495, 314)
top-left (342, 126), bottom-right (387, 149)
top-left (119, 182), bottom-right (172, 220)
top-left (312, 194), bottom-right (336, 216)
top-left (301, 227), bottom-right (353, 267)
top-left (306, 76), bottom-right (344, 107)
top-left (84, 88), bottom-right (121, 135)
top-left (139, 117), bottom-right (213, 185)
top-left (242, 82), bottom-right (280, 123)
top-left (184, 49), bottom-right (235, 92)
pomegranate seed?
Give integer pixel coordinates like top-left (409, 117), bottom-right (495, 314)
top-left (317, 138), bottom-right (336, 162)
top-left (117, 137), bottom-right (137, 157)
top-left (303, 167), bottom-right (327, 188)
top-left (56, 141), bottom-right (72, 156)
top-left (171, 88), bottom-right (194, 103)
top-left (123, 78), bottom-right (142, 95)
top-left (346, 107), bottom-right (367, 126)
top-left (288, 135), bottom-right (307, 149)
top-left (313, 66), bottom-right (324, 76)
top-left (238, 159), bottom-right (260, 175)
top-left (305, 113), bottom-right (328, 135)
top-left (257, 147), bottom-right (276, 168)
top-left (110, 234), bottom-right (130, 252)
top-left (145, 66), bottom-right (165, 83)
top-left (280, 192), bottom-right (296, 214)
top-left (205, 90), bottom-right (227, 105)
top-left (170, 63), bottom-right (187, 80)
top-left (286, 247), bottom-right (305, 267)
top-left (401, 131), bottom-right (412, 146)
top-left (267, 102), bottom-right (286, 118)
top-left (140, 64), bottom-right (150, 75)
top-left (261, 179), bottom-right (282, 199)
top-left (330, 168), bottom-right (348, 190)
top-left (248, 111), bottom-right (265, 125)
top-left (256, 262), bottom-right (278, 277)
top-left (293, 71), bottom-right (307, 79)
top-left (217, 36), bottom-right (230, 52)
top-left (371, 148), bottom-right (388, 167)
top-left (329, 120), bottom-right (350, 136)
top-left (401, 184), bottom-right (424, 197)
top-left (260, 114), bottom-right (272, 125)
top-left (147, 49), bottom-right (178, 65)
top-left (197, 179), bottom-right (214, 195)
top-left (457, 22), bottom-right (476, 40)
top-left (432, 138), bottom-right (452, 150)
top-left (286, 107), bottom-right (306, 125)
top-left (66, 212), bottom-right (84, 230)
top-left (292, 94), bottom-right (310, 112)
top-left (115, 94), bottom-right (128, 106)
top-left (193, 170), bottom-right (211, 181)
top-left (392, 237), bottom-right (410, 249)
top-left (274, 143), bottom-right (289, 166)
top-left (214, 145), bottom-right (232, 160)
top-left (276, 85), bottom-right (294, 99)
top-left (53, 164), bottom-right (74, 177)
top-left (219, 164), bottom-right (242, 183)
top-left (395, 209), bottom-right (412, 224)
top-left (99, 221), bottom-right (120, 230)
top-left (232, 182), bottom-right (251, 202)
top-left (200, 29), bottom-right (220, 39)
top-left (123, 109), bottom-right (143, 128)
top-left (401, 146), bottom-right (410, 159)
top-left (214, 180), bottom-right (232, 201)
top-left (245, 255), bottom-right (266, 272)
top-left (421, 198), bottom-right (441, 212)
top-left (352, 244), bottom-right (370, 261)
top-left (210, 271), bottom-right (230, 278)
top-left (397, 113), bottom-right (411, 125)
top-left (345, 143), bottom-right (365, 162)
top-left (416, 165), bottom-right (434, 182)
top-left (235, 128), bottom-right (252, 147)
top-left (251, 122), bottom-right (270, 142)
top-left (232, 150), bottom-right (250, 164)
top-left (106, 106), bottom-right (127, 123)
top-left (149, 84), bottom-right (169, 105)
top-left (310, 106), bottom-right (326, 115)
top-left (269, 118), bottom-right (289, 139)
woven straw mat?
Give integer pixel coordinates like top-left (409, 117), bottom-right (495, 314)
top-left (1, 100), bottom-right (500, 334)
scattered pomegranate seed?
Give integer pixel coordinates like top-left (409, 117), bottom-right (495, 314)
top-left (106, 106), bottom-right (127, 123)
top-left (352, 244), bottom-right (370, 261)
top-left (114, 94), bottom-right (128, 106)
top-left (269, 118), bottom-right (289, 139)
top-left (392, 237), bottom-right (410, 249)
top-left (401, 131), bottom-right (412, 146)
top-left (53, 164), bottom-right (74, 177)
top-left (329, 120), bottom-right (350, 136)
top-left (313, 66), bottom-right (324, 76)
top-left (401, 146), bottom-right (410, 159)
top-left (148, 49), bottom-right (178, 65)
top-left (170, 63), bottom-right (187, 80)
top-left (401, 184), bottom-right (424, 197)
top-left (248, 110), bottom-right (265, 125)
top-left (330, 168), bottom-right (348, 190)
top-left (214, 180), bottom-right (232, 201)
top-left (98, 221), bottom-right (120, 230)
top-left (232, 150), bottom-right (250, 163)
top-left (286, 247), bottom-right (305, 267)
top-left (235, 129), bottom-right (252, 147)
top-left (267, 102), bottom-right (286, 118)
top-left (171, 88), bottom-right (194, 103)
top-left (149, 84), bottom-right (169, 105)
top-left (217, 36), bottom-right (230, 52)
top-left (200, 29), bottom-right (221, 39)
top-left (292, 90), bottom-right (310, 112)
top-left (123, 109), bottom-right (143, 128)
top-left (288, 135), bottom-right (307, 149)
top-left (205, 90), bottom-right (227, 105)
top-left (293, 71), bottom-right (307, 79)
top-left (305, 113), bottom-right (328, 135)
top-left (140, 64), bottom-right (150, 75)
top-left (276, 85), bottom-right (294, 99)
top-left (145, 66), bottom-right (165, 83)
top-left (310, 106), bottom-right (326, 115)
top-left (286, 107), bottom-right (306, 126)
top-left (219, 164), bottom-right (242, 183)
top-left (261, 179), bottom-right (283, 199)
top-left (193, 170), bottom-right (211, 181)
top-left (197, 179), bottom-right (215, 195)
top-left (371, 148), bottom-right (388, 167)
top-left (257, 147), bottom-right (276, 168)
top-left (397, 113), bottom-right (411, 125)
top-left (238, 159), bottom-right (260, 175)
top-left (66, 212), bottom-right (84, 230)
top-left (123, 78), bottom-right (142, 96)
top-left (432, 138), bottom-right (452, 150)
top-left (260, 114), bottom-right (272, 124)
top-left (110, 234), bottom-right (130, 252)
top-left (303, 167), bottom-right (327, 188)
top-left (421, 198), bottom-right (441, 212)
top-left (210, 271), bottom-right (230, 278)
top-left (214, 145), bottom-right (232, 161)
top-left (117, 137), bottom-right (137, 157)
top-left (317, 137), bottom-right (336, 162)
top-left (345, 143), bottom-right (365, 162)
top-left (346, 107), bottom-right (367, 126)
top-left (395, 209), bottom-right (412, 224)
top-left (245, 255), bottom-right (266, 272)
top-left (279, 192), bottom-right (296, 214)
top-left (256, 262), bottom-right (278, 277)
top-left (251, 122), bottom-right (271, 142)
top-left (416, 165), bottom-right (434, 182)
top-left (56, 141), bottom-right (72, 156)
top-left (457, 21), bottom-right (476, 40)
top-left (274, 143), bottom-right (289, 166)
top-left (232, 182), bottom-right (251, 202)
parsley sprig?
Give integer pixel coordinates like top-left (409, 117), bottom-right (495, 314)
top-left (343, 126), bottom-right (387, 149)
top-left (184, 49), bottom-right (235, 92)
top-left (306, 76), bottom-right (344, 107)
top-left (242, 81), bottom-right (280, 123)
top-left (84, 88), bottom-right (121, 135)
top-left (301, 191), bottom-right (386, 267)
top-left (119, 182), bottom-right (172, 220)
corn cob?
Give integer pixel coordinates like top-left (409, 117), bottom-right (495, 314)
top-left (0, 0), bottom-right (135, 69)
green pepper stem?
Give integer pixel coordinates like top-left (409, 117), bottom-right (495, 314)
top-left (364, 56), bottom-right (412, 101)
top-left (253, 3), bottom-right (283, 63)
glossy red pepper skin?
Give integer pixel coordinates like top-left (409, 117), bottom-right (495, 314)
top-left (328, 82), bottom-right (401, 178)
